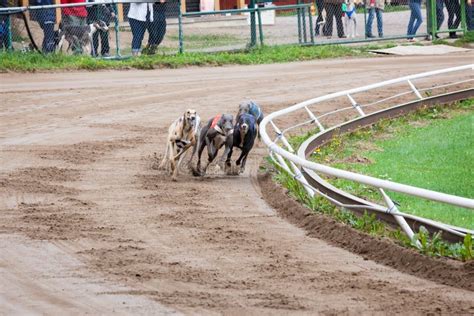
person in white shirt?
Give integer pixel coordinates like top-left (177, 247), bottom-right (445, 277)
top-left (127, 2), bottom-right (154, 56)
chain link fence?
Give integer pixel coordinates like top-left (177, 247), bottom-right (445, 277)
top-left (0, 0), bottom-right (471, 56)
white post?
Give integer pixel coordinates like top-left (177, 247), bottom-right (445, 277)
top-left (304, 106), bottom-right (325, 131)
top-left (408, 79), bottom-right (423, 99)
top-left (347, 94), bottom-right (365, 116)
top-left (380, 189), bottom-right (421, 248)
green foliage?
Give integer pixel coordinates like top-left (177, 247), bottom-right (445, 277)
top-left (412, 227), bottom-right (473, 261)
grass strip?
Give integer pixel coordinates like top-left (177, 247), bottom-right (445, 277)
top-left (307, 99), bottom-right (474, 229)
top-left (0, 43), bottom-right (393, 72)
top-left (269, 99), bottom-right (473, 261)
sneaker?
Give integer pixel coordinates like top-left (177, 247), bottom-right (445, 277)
top-left (449, 33), bottom-right (458, 39)
top-left (366, 34), bottom-right (375, 38)
top-left (408, 38), bottom-right (418, 42)
top-left (102, 53), bottom-right (110, 57)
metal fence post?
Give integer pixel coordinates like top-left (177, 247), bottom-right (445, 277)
top-left (460, 0), bottom-right (467, 34)
top-left (308, 6), bottom-right (314, 44)
top-left (7, 14), bottom-right (12, 51)
top-left (249, 0), bottom-right (257, 47)
top-left (257, 6), bottom-right (264, 46)
top-left (178, 0), bottom-right (184, 53)
top-left (113, 4), bottom-right (121, 57)
top-left (297, 3), bottom-right (302, 43)
top-left (363, 4), bottom-right (367, 39)
top-left (427, 0), bottom-right (437, 40)
top-left (302, 3), bottom-right (307, 43)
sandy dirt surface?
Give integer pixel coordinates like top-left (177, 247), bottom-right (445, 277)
top-left (1, 53), bottom-right (474, 314)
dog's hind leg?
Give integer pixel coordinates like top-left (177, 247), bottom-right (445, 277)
top-left (158, 142), bottom-right (170, 170)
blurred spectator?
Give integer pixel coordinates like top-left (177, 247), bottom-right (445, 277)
top-left (127, 2), bottom-right (154, 56)
top-left (314, 0), bottom-right (326, 36)
top-left (0, 0), bottom-right (8, 50)
top-left (61, 0), bottom-right (87, 54)
top-left (30, 0), bottom-right (57, 53)
top-left (465, 0), bottom-right (473, 30)
top-left (143, 0), bottom-right (166, 55)
top-left (407, 0), bottom-right (423, 41)
top-left (444, 0), bottom-right (461, 38)
top-left (87, 0), bottom-right (114, 57)
top-left (365, 0), bottom-right (385, 38)
top-left (323, 0), bottom-right (346, 38)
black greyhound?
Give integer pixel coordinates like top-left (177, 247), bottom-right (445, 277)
top-left (193, 114), bottom-right (234, 176)
top-left (226, 113), bottom-right (257, 174)
top-left (236, 100), bottom-right (264, 139)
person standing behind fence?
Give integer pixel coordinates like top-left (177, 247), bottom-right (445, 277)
top-left (323, 0), bottom-right (346, 38)
top-left (314, 0), bottom-right (326, 36)
top-left (87, 0), bottom-right (114, 57)
top-left (61, 0), bottom-right (87, 54)
top-left (444, 0), bottom-right (461, 38)
top-left (30, 0), bottom-right (57, 53)
top-left (127, 2), bottom-right (154, 56)
top-left (406, 0), bottom-right (423, 41)
top-left (467, 0), bottom-right (473, 30)
top-left (365, 0), bottom-right (384, 38)
top-left (143, 0), bottom-right (166, 55)
top-left (0, 0), bottom-right (8, 50)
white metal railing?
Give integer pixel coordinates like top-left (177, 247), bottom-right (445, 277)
top-left (260, 64), bottom-right (474, 242)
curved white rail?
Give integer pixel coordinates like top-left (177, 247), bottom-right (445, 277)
top-left (260, 64), bottom-right (474, 242)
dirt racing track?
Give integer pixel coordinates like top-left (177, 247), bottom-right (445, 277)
top-left (1, 54), bottom-right (474, 314)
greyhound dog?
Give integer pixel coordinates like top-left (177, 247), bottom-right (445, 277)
top-left (159, 109), bottom-right (201, 181)
top-left (56, 20), bottom-right (109, 55)
top-left (236, 100), bottom-right (264, 138)
top-left (226, 113), bottom-right (257, 174)
top-left (344, 0), bottom-right (358, 39)
top-left (193, 114), bottom-right (234, 177)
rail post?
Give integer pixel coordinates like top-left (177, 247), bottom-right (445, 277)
top-left (250, 0), bottom-right (257, 47)
top-left (178, 0), bottom-right (184, 53)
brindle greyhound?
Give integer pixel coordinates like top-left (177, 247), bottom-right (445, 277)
top-left (193, 114), bottom-right (234, 176)
top-left (226, 113), bottom-right (257, 174)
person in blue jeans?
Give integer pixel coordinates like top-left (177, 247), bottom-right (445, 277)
top-left (407, 0), bottom-right (423, 41)
top-left (143, 0), bottom-right (166, 55)
top-left (30, 0), bottom-right (57, 53)
top-left (0, 0), bottom-right (8, 50)
top-left (467, 0), bottom-right (473, 30)
top-left (127, 2), bottom-right (154, 56)
top-left (365, 0), bottom-right (384, 38)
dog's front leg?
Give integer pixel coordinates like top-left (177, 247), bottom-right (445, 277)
top-left (236, 149), bottom-right (249, 174)
top-left (219, 135), bottom-right (233, 167)
top-left (170, 142), bottom-right (178, 181)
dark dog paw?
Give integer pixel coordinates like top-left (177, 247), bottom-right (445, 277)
top-left (191, 167), bottom-right (204, 177)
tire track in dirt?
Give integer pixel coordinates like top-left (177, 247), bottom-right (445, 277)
top-left (1, 54), bottom-right (473, 314)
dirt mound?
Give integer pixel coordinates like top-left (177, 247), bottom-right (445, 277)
top-left (258, 171), bottom-right (474, 291)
